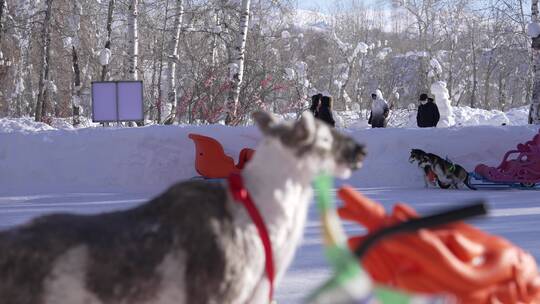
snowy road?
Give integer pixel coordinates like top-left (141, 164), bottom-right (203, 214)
top-left (1, 187), bottom-right (539, 303)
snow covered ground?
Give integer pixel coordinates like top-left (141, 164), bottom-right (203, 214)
top-left (1, 188), bottom-right (539, 303)
top-left (1, 108), bottom-right (539, 303)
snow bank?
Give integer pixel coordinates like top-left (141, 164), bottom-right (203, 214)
top-left (2, 117), bottom-right (539, 195)
top-left (0, 124), bottom-right (260, 195)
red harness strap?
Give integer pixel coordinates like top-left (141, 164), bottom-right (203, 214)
top-left (228, 173), bottom-right (275, 302)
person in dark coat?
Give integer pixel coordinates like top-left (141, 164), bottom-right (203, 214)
top-left (368, 90), bottom-right (389, 128)
top-left (316, 96), bottom-right (336, 127)
top-left (417, 94), bottom-right (440, 128)
top-left (309, 94), bottom-right (322, 116)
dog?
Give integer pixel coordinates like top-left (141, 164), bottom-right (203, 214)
top-left (409, 148), bottom-right (438, 188)
top-left (409, 149), bottom-right (476, 190)
top-left (0, 111), bottom-right (366, 304)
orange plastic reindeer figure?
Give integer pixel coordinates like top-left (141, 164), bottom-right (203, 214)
top-left (337, 186), bottom-right (540, 304)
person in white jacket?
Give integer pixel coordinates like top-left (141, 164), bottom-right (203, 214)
top-left (368, 89), bottom-right (390, 128)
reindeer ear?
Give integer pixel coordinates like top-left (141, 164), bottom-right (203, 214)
top-left (253, 111), bottom-right (277, 135)
top-left (293, 111), bottom-right (316, 144)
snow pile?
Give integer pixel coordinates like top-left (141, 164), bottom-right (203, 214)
top-left (0, 117), bottom-right (97, 133)
top-left (0, 117), bottom-right (56, 133)
top-left (2, 118), bottom-right (539, 195)
top-left (431, 81), bottom-right (455, 127)
top-left (453, 107), bottom-right (509, 126)
top-left (332, 105), bottom-right (528, 129)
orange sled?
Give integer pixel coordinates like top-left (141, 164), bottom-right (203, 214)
top-left (337, 186), bottom-right (540, 304)
top-left (188, 133), bottom-right (255, 179)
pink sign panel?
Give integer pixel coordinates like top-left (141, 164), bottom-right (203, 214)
top-left (92, 81), bottom-right (144, 122)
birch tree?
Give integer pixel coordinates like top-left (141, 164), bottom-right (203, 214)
top-left (0, 0), bottom-right (5, 44)
top-left (225, 0), bottom-right (251, 125)
top-left (35, 0), bottom-right (54, 122)
top-left (100, 0), bottom-right (115, 81)
top-left (163, 0), bottom-right (184, 124)
top-left (127, 0), bottom-right (139, 81)
top-left (530, 0), bottom-right (540, 124)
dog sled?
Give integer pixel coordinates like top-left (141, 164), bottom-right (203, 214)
top-left (469, 130), bottom-right (540, 190)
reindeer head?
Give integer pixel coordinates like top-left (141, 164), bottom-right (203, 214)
top-left (253, 111), bottom-right (366, 179)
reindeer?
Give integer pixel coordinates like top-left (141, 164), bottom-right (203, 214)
top-left (0, 111), bottom-right (365, 304)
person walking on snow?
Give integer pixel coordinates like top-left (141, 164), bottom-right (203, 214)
top-left (309, 93), bottom-right (322, 117)
top-left (416, 94), bottom-right (440, 128)
top-left (368, 90), bottom-right (389, 128)
top-left (316, 96), bottom-right (336, 127)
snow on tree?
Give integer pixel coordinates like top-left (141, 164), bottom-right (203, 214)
top-left (428, 58), bottom-right (442, 79)
top-left (332, 32), bottom-right (367, 110)
top-left (99, 48), bottom-right (112, 66)
top-left (281, 30), bottom-right (290, 39)
top-left (431, 81), bottom-right (454, 127)
top-left (225, 0), bottom-right (251, 125)
top-left (528, 23), bottom-right (540, 38)
top-left (101, 0), bottom-right (116, 81)
top-left (285, 68), bottom-right (295, 80)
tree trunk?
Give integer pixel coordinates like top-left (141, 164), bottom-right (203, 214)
top-left (0, 0), bottom-right (5, 44)
top-left (149, 36), bottom-right (159, 122)
top-left (155, 0), bottom-right (170, 124)
top-left (72, 47), bottom-right (81, 126)
top-left (164, 0), bottom-right (184, 125)
top-left (0, 0), bottom-right (6, 116)
top-left (498, 72), bottom-right (506, 111)
top-left (127, 0), bottom-right (139, 81)
top-left (35, 0), bottom-right (53, 122)
top-left (71, 0), bottom-right (82, 126)
top-left (225, 0), bottom-right (251, 125)
top-left (101, 0), bottom-right (116, 81)
top-left (483, 63), bottom-right (492, 109)
top-left (470, 28), bottom-right (477, 108)
top-left (530, 0), bottom-right (540, 124)
top-left (23, 40), bottom-right (34, 116)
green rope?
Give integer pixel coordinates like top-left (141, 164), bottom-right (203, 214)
top-left (308, 174), bottom-right (416, 304)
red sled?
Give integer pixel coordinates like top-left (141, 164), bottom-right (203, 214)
top-left (472, 130), bottom-right (540, 189)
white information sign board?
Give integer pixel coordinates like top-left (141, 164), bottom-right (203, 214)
top-left (92, 81), bottom-right (144, 123)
